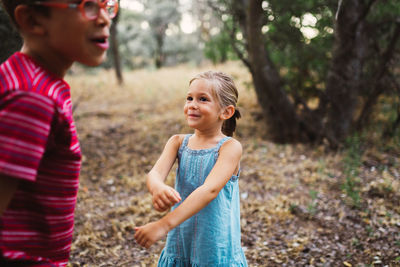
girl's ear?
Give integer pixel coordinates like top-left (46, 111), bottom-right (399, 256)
top-left (220, 105), bottom-right (235, 120)
top-left (14, 5), bottom-right (46, 35)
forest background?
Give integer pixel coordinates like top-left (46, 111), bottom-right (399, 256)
top-left (1, 0), bottom-right (399, 266)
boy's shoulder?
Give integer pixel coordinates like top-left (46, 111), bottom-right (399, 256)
top-left (1, 90), bottom-right (55, 107)
top-left (1, 52), bottom-right (66, 90)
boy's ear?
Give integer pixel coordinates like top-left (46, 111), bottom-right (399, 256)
top-left (14, 5), bottom-right (46, 35)
top-left (220, 105), bottom-right (235, 120)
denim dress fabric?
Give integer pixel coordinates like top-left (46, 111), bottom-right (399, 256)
top-left (158, 134), bottom-right (248, 267)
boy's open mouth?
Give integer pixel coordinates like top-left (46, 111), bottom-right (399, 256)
top-left (92, 38), bottom-right (107, 44)
top-left (91, 37), bottom-right (109, 50)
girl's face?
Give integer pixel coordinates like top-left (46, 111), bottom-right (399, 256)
top-left (184, 79), bottom-right (224, 131)
top-left (36, 0), bottom-right (112, 71)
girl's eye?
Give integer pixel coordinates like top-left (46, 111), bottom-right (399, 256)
top-left (200, 97), bottom-right (208, 102)
top-left (187, 96), bottom-right (193, 101)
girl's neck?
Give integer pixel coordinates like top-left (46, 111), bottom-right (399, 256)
top-left (189, 129), bottom-right (225, 150)
top-left (194, 126), bottom-right (224, 138)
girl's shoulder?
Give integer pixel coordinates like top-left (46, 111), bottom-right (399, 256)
top-left (220, 137), bottom-right (242, 155)
top-left (167, 134), bottom-right (186, 149)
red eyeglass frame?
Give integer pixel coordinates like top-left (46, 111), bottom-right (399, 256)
top-left (32, 0), bottom-right (119, 20)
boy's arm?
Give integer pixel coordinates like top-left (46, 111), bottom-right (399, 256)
top-left (0, 176), bottom-right (19, 216)
top-left (146, 135), bottom-right (182, 211)
top-left (135, 139), bottom-right (242, 248)
top-left (0, 93), bottom-right (55, 216)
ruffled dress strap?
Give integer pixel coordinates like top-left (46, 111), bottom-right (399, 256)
top-left (178, 134), bottom-right (192, 157)
top-left (216, 136), bottom-right (231, 151)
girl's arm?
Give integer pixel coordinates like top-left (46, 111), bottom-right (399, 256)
top-left (135, 138), bottom-right (242, 248)
top-left (146, 135), bottom-right (182, 212)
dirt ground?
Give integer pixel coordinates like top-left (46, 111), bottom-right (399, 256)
top-left (66, 63), bottom-right (400, 267)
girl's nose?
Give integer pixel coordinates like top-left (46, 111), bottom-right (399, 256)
top-left (188, 101), bottom-right (198, 109)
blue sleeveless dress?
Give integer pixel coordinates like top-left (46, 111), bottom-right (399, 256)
top-left (158, 134), bottom-right (248, 267)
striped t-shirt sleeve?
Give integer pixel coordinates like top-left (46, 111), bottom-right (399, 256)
top-left (0, 92), bottom-right (56, 181)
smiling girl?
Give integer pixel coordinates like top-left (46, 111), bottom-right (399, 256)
top-left (134, 71), bottom-right (248, 266)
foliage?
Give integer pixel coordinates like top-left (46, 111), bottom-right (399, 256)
top-left (143, 0), bottom-right (181, 68)
top-left (204, 0), bottom-right (400, 145)
top-left (307, 189), bottom-right (318, 215)
top-left (204, 24), bottom-right (238, 64)
top-left (342, 135), bottom-right (363, 208)
top-left (206, 0), bottom-right (336, 97)
top-left (355, 93), bottom-right (400, 156)
top-left (163, 32), bottom-right (204, 66)
top-left (103, 5), bottom-right (203, 70)
top-left (266, 0), bottom-right (335, 97)
top-left (102, 8), bottom-right (152, 69)
top-left (0, 6), bottom-right (22, 63)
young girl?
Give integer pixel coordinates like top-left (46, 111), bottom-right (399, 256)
top-left (134, 71), bottom-right (248, 266)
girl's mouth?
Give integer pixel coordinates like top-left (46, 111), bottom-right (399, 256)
top-left (188, 114), bottom-right (200, 119)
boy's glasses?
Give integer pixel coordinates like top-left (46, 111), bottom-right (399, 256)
top-left (32, 0), bottom-right (119, 20)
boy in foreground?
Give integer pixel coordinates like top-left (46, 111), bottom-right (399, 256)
top-left (0, 0), bottom-right (118, 265)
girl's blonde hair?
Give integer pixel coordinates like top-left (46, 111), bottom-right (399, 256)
top-left (189, 71), bottom-right (241, 137)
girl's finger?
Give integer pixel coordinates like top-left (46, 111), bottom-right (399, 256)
top-left (141, 239), bottom-right (146, 247)
top-left (153, 202), bottom-right (161, 211)
top-left (166, 193), bottom-right (179, 205)
top-left (156, 198), bottom-right (166, 210)
top-left (136, 236), bottom-right (143, 245)
top-left (134, 227), bottom-right (140, 239)
top-left (138, 235), bottom-right (146, 246)
top-left (135, 233), bottom-right (142, 243)
top-left (160, 193), bottom-right (172, 206)
top-left (145, 240), bottom-right (153, 249)
top-left (171, 188), bottom-right (181, 198)
top-left (154, 198), bottom-right (162, 209)
top-left (169, 189), bottom-right (181, 202)
top-left (153, 200), bottom-right (165, 212)
top-left (135, 229), bottom-right (146, 245)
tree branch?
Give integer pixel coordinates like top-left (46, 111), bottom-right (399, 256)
top-left (356, 21), bottom-right (400, 129)
top-left (207, 0), bottom-right (251, 70)
top-left (227, 25), bottom-right (251, 71)
top-left (358, 0), bottom-right (378, 22)
top-left (383, 73), bottom-right (400, 138)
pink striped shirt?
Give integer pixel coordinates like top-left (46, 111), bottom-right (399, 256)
top-left (0, 52), bottom-right (81, 266)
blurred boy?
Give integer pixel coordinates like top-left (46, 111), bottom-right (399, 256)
top-left (0, 0), bottom-right (118, 265)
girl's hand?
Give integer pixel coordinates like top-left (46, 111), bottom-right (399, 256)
top-left (134, 220), bottom-right (169, 248)
top-left (152, 184), bottom-right (181, 212)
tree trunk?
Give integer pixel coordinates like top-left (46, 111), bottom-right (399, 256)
top-left (246, 0), bottom-right (304, 142)
top-left (110, 6), bottom-right (123, 85)
top-left (324, 0), bottom-right (373, 145)
top-left (154, 30), bottom-right (165, 69)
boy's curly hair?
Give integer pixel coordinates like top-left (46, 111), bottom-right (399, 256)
top-left (1, 0), bottom-right (49, 27)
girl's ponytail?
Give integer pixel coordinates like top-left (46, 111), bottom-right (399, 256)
top-left (222, 109), bottom-right (241, 137)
